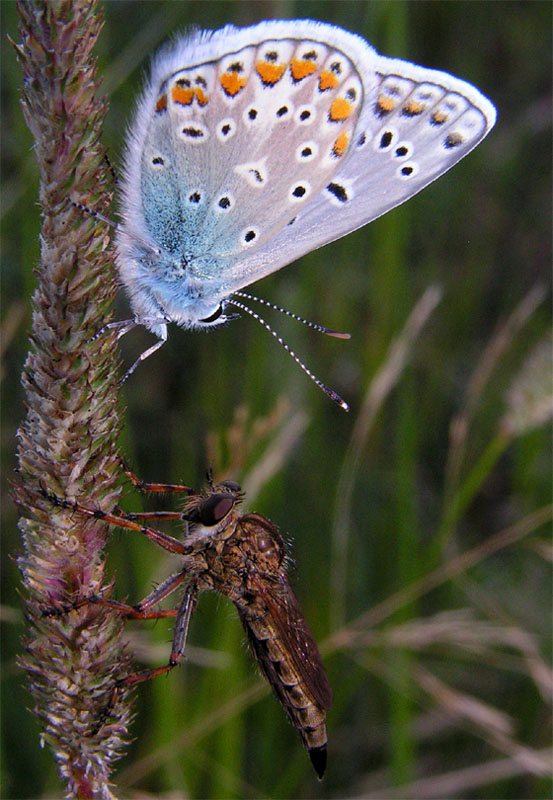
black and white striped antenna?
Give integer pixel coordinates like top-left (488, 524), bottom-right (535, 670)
top-left (227, 294), bottom-right (350, 412)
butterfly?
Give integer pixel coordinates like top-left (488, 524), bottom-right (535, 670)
top-left (113, 19), bottom-right (496, 405)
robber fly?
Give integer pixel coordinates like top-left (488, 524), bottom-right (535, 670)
top-left (41, 472), bottom-right (332, 778)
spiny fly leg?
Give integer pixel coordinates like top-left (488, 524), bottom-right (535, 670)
top-left (116, 584), bottom-right (197, 688)
top-left (40, 485), bottom-right (189, 554)
top-left (118, 456), bottom-right (194, 496)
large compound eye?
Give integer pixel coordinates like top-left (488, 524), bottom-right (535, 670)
top-left (195, 493), bottom-right (234, 526)
top-left (199, 304), bottom-right (223, 323)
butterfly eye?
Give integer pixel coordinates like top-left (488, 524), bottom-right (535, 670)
top-left (188, 493), bottom-right (234, 526)
top-left (200, 304), bottom-right (223, 323)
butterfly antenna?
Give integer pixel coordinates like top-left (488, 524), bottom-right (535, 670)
top-left (71, 201), bottom-right (117, 230)
top-left (104, 153), bottom-right (119, 184)
top-left (234, 291), bottom-right (350, 339)
top-left (227, 298), bottom-right (349, 412)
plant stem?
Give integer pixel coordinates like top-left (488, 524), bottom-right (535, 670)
top-left (13, 1), bottom-right (131, 796)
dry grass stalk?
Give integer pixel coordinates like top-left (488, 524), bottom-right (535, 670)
top-left (501, 329), bottom-right (553, 437)
top-left (361, 747), bottom-right (553, 799)
top-left (327, 502), bottom-right (552, 647)
top-left (13, 1), bottom-right (132, 796)
top-left (444, 284), bottom-right (546, 495)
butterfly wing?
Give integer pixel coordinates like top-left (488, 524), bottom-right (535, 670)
top-left (221, 48), bottom-right (496, 291)
top-left (125, 21), bottom-right (370, 272)
top-left (119, 19), bottom-right (495, 318)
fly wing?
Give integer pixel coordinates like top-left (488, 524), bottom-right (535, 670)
top-left (244, 569), bottom-right (332, 711)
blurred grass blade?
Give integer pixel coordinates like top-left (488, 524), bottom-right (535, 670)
top-left (331, 285), bottom-right (442, 628)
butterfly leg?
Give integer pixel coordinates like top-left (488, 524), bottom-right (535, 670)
top-left (90, 318), bottom-right (139, 343)
top-left (120, 326), bottom-right (167, 384)
top-left (89, 318), bottom-right (168, 382)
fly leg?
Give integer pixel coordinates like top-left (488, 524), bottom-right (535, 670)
top-left (118, 457), bottom-right (194, 497)
top-left (121, 583), bottom-right (198, 687)
top-left (61, 578), bottom-right (199, 686)
top-left (86, 578), bottom-right (198, 735)
top-left (113, 457), bottom-right (194, 523)
top-left (41, 568), bottom-right (188, 620)
top-left (41, 487), bottom-right (191, 555)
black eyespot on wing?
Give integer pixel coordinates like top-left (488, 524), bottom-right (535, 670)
top-left (395, 145), bottom-right (408, 157)
top-left (244, 230), bottom-right (256, 242)
top-left (221, 123), bottom-right (231, 136)
top-left (300, 109), bottom-right (311, 121)
top-left (292, 185), bottom-right (306, 198)
top-left (218, 196), bottom-right (231, 209)
top-left (379, 130), bottom-right (393, 148)
top-left (401, 165), bottom-right (414, 176)
top-left (189, 191), bottom-right (201, 203)
top-left (182, 126), bottom-right (204, 138)
top-left (248, 108), bottom-right (258, 120)
top-left (327, 182), bottom-right (348, 203)
top-left (248, 168), bottom-right (264, 183)
top-left (152, 156), bottom-right (164, 165)
top-left (276, 105), bottom-right (288, 117)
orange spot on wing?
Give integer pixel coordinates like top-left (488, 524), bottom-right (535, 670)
top-left (432, 110), bottom-right (448, 125)
top-left (445, 131), bottom-right (463, 148)
top-left (172, 85), bottom-right (194, 106)
top-left (256, 61), bottom-right (287, 85)
top-left (290, 58), bottom-right (317, 81)
top-left (319, 70), bottom-right (339, 91)
top-left (220, 72), bottom-right (247, 97)
top-left (155, 94), bottom-right (167, 113)
top-left (332, 131), bottom-right (349, 157)
top-left (402, 100), bottom-right (425, 116)
top-left (195, 88), bottom-right (209, 106)
top-left (329, 97), bottom-right (352, 121)
top-left (377, 95), bottom-right (396, 113)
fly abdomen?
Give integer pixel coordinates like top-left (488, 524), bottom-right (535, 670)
top-left (240, 610), bottom-right (329, 778)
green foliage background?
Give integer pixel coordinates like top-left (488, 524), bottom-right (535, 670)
top-left (2, 1), bottom-right (551, 798)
